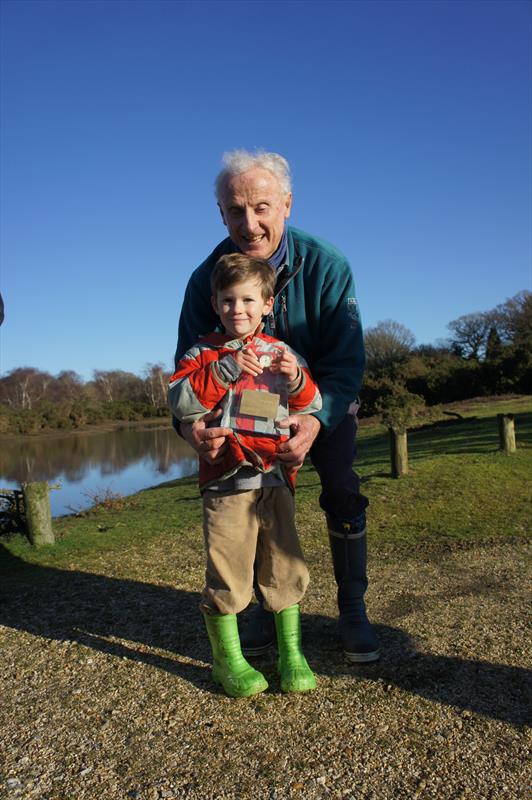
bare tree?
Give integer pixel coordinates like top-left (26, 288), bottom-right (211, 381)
top-left (92, 370), bottom-right (145, 403)
top-left (447, 312), bottom-right (491, 360)
top-left (143, 363), bottom-right (169, 408)
top-left (491, 290), bottom-right (532, 347)
top-left (51, 370), bottom-right (85, 402)
top-left (364, 320), bottom-right (416, 373)
top-left (0, 367), bottom-right (53, 409)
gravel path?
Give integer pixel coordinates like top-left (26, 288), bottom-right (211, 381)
top-left (0, 537), bottom-right (530, 800)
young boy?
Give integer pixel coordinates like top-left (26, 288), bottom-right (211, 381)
top-left (168, 253), bottom-right (322, 698)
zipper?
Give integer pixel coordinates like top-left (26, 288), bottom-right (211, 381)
top-left (267, 311), bottom-right (277, 337)
top-left (281, 293), bottom-right (290, 342)
top-left (271, 249), bottom-right (304, 343)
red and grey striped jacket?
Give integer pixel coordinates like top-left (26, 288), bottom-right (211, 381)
top-left (168, 332), bottom-right (322, 491)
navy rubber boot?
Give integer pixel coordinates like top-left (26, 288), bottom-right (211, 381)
top-left (328, 512), bottom-right (380, 662)
top-left (239, 586), bottom-right (275, 656)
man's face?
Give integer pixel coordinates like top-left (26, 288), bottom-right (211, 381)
top-left (212, 279), bottom-right (274, 339)
top-left (218, 168), bottom-right (292, 260)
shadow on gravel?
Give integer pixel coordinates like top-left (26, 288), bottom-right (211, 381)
top-left (299, 614), bottom-right (531, 728)
top-left (1, 545), bottom-right (529, 725)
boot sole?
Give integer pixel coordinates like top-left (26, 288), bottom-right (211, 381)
top-left (212, 674), bottom-right (268, 698)
top-left (280, 674), bottom-right (317, 693)
top-left (281, 682), bottom-right (316, 693)
top-left (343, 648), bottom-right (380, 663)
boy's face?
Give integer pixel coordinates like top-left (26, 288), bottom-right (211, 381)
top-left (212, 279), bottom-right (274, 339)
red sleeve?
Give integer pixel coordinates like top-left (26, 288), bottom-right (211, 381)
top-left (287, 368), bottom-right (321, 414)
top-left (169, 348), bottom-right (230, 413)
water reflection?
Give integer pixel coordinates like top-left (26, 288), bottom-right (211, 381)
top-left (0, 426), bottom-right (198, 516)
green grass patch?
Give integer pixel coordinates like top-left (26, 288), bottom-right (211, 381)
top-left (1, 397), bottom-right (530, 574)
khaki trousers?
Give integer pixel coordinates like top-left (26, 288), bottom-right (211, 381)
top-left (201, 486), bottom-right (309, 615)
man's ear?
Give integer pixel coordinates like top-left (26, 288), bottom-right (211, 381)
top-left (218, 203), bottom-right (227, 227)
top-left (283, 192), bottom-right (293, 219)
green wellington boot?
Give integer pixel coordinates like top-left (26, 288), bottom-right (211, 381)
top-left (203, 613), bottom-right (268, 698)
top-left (274, 605), bottom-right (317, 693)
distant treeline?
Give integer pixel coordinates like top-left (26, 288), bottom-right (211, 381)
top-left (1, 291), bottom-right (530, 434)
top-left (0, 364), bottom-right (170, 434)
top-left (360, 290), bottom-right (531, 423)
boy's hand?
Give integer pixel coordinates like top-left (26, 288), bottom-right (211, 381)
top-left (270, 349), bottom-right (299, 382)
top-left (234, 347), bottom-right (263, 376)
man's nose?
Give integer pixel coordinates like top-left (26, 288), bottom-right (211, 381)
top-left (241, 208), bottom-right (259, 233)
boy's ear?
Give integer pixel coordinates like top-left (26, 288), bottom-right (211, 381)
top-left (211, 295), bottom-right (219, 315)
top-left (263, 296), bottom-right (275, 315)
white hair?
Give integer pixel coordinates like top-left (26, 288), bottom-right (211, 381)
top-left (215, 149), bottom-right (292, 199)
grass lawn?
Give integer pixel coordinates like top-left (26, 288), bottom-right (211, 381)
top-left (1, 396), bottom-right (530, 577)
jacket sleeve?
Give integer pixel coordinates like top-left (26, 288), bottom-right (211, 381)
top-left (311, 257), bottom-right (365, 432)
top-left (285, 347), bottom-right (322, 416)
top-left (168, 347), bottom-right (236, 423)
top-left (175, 269), bottom-right (220, 367)
top-left (172, 254), bottom-right (221, 434)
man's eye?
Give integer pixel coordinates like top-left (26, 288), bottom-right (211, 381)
top-left (256, 205), bottom-right (269, 213)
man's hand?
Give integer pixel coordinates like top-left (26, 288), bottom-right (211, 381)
top-left (277, 414), bottom-right (321, 469)
top-left (181, 409), bottom-right (233, 465)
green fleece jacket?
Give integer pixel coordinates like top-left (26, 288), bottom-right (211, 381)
top-left (175, 226), bottom-right (365, 433)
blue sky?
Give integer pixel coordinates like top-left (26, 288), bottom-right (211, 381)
top-left (1, 0), bottom-right (530, 380)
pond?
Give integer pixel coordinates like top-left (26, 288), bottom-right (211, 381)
top-left (0, 426), bottom-right (198, 517)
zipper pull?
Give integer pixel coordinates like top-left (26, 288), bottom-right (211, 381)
top-left (280, 292), bottom-right (290, 341)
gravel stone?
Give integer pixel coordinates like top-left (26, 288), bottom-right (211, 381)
top-left (1, 538), bottom-right (530, 799)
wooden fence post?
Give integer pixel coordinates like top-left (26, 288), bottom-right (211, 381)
top-left (389, 428), bottom-right (408, 478)
top-left (497, 414), bottom-right (516, 454)
top-left (21, 482), bottom-right (55, 546)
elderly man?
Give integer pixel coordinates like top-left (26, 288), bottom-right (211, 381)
top-left (175, 150), bottom-right (379, 662)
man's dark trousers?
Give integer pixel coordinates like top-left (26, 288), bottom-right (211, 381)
top-left (242, 414), bottom-right (380, 662)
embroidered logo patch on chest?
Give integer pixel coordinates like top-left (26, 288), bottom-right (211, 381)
top-left (347, 297), bottom-right (358, 329)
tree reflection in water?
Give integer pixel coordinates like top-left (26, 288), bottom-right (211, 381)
top-left (0, 427), bottom-right (197, 515)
